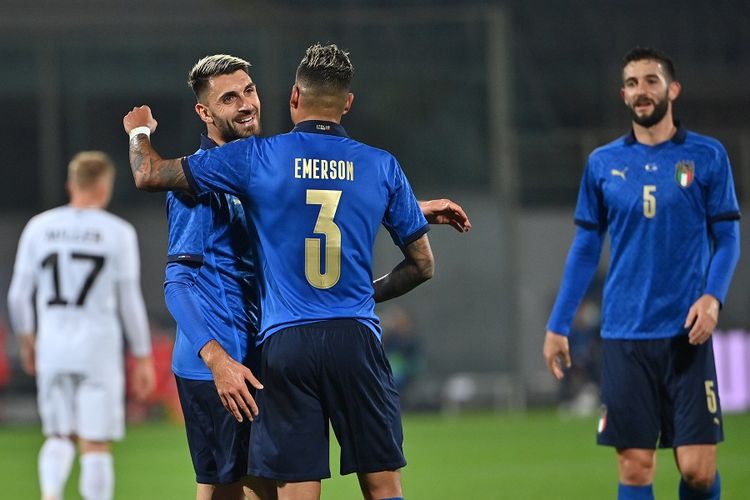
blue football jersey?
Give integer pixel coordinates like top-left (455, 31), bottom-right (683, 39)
top-left (167, 134), bottom-right (259, 380)
top-left (575, 124), bottom-right (740, 339)
top-left (184, 120), bottom-right (429, 343)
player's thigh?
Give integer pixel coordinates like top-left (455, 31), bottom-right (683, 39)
top-left (36, 372), bottom-right (77, 437)
top-left (76, 371), bottom-right (124, 442)
top-left (176, 376), bottom-right (251, 485)
top-left (668, 336), bottom-right (723, 448)
top-left (598, 339), bottom-right (662, 449)
top-left (321, 321), bottom-right (406, 476)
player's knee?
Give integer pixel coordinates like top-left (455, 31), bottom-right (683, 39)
top-left (617, 450), bottom-right (655, 484)
top-left (677, 448), bottom-right (717, 491)
top-left (78, 439), bottom-right (111, 455)
top-left (357, 471), bottom-right (402, 500)
top-left (681, 467), bottom-right (717, 492)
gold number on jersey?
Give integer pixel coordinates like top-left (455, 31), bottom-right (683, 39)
top-left (305, 189), bottom-right (342, 289)
top-left (643, 185), bottom-right (657, 218)
top-left (705, 380), bottom-right (718, 414)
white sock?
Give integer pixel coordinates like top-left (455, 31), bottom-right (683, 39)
top-left (79, 452), bottom-right (114, 500)
top-left (38, 436), bottom-right (76, 500)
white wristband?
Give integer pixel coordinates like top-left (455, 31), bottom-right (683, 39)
top-left (129, 126), bottom-right (151, 141)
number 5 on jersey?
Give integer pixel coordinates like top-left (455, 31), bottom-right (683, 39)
top-left (305, 190), bottom-right (342, 289)
top-left (643, 185), bottom-right (656, 219)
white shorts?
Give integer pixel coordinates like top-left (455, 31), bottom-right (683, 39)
top-left (36, 371), bottom-right (125, 441)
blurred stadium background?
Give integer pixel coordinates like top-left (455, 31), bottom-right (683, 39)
top-left (0, 0), bottom-right (749, 497)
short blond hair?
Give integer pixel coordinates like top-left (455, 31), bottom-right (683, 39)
top-left (67, 151), bottom-right (115, 190)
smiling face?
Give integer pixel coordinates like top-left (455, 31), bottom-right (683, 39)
top-left (621, 59), bottom-right (680, 128)
top-left (196, 69), bottom-right (261, 144)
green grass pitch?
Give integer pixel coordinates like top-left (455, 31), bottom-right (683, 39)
top-left (1, 411), bottom-right (748, 499)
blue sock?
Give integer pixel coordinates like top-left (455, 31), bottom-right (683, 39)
top-left (378, 498), bottom-right (404, 500)
top-left (679, 471), bottom-right (721, 500)
top-left (618, 483), bottom-right (654, 500)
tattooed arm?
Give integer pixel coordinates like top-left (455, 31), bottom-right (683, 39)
top-left (373, 234), bottom-right (434, 303)
top-left (123, 105), bottom-right (191, 192)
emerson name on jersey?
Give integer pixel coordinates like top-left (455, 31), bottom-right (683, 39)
top-left (294, 157), bottom-right (355, 181)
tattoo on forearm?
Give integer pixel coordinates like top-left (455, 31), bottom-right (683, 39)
top-left (128, 135), bottom-right (189, 191)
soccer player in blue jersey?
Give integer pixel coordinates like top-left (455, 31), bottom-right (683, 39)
top-left (543, 47), bottom-right (740, 500)
top-left (126, 44), bottom-right (461, 500)
top-left (164, 54), bottom-right (270, 500)
top-left (164, 52), bottom-right (469, 500)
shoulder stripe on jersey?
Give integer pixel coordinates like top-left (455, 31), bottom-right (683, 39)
top-left (167, 253), bottom-right (204, 264)
top-left (181, 157), bottom-right (200, 194)
top-left (708, 212), bottom-right (741, 224)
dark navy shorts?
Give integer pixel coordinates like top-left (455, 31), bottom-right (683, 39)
top-left (597, 336), bottom-right (724, 449)
top-left (248, 319), bottom-right (406, 481)
top-left (176, 376), bottom-right (251, 484)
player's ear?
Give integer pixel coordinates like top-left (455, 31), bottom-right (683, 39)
top-left (289, 84), bottom-right (300, 110)
top-left (195, 102), bottom-right (213, 124)
top-left (668, 80), bottom-right (681, 101)
top-left (619, 87), bottom-right (627, 105)
top-left (342, 92), bottom-right (354, 116)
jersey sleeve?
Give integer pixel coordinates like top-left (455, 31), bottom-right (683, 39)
top-left (546, 227), bottom-right (604, 335)
top-left (117, 224), bottom-right (152, 357)
top-left (706, 145), bottom-right (741, 224)
top-left (164, 262), bottom-right (215, 357)
top-left (382, 157), bottom-right (429, 247)
top-left (166, 191), bottom-right (210, 264)
top-left (573, 157), bottom-right (607, 231)
top-left (182, 137), bottom-right (257, 197)
top-left (7, 221), bottom-right (37, 335)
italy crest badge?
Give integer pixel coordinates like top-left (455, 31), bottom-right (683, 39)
top-left (675, 161), bottom-right (695, 188)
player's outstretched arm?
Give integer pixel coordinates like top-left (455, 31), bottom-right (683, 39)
top-left (419, 198), bottom-right (471, 233)
top-left (543, 330), bottom-right (571, 380)
top-left (373, 234), bottom-right (434, 303)
top-left (200, 340), bottom-right (263, 423)
top-left (123, 105), bottom-right (190, 192)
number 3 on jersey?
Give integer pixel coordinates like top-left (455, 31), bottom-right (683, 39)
top-left (305, 189), bottom-right (342, 289)
top-left (643, 185), bottom-right (656, 218)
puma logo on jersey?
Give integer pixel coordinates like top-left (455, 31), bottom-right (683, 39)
top-left (611, 167), bottom-right (628, 180)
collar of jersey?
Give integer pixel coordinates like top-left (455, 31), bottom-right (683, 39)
top-left (200, 132), bottom-right (220, 150)
top-left (624, 120), bottom-right (686, 146)
top-left (292, 120), bottom-right (348, 137)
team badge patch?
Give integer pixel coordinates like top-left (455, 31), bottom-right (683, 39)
top-left (674, 161), bottom-right (695, 188)
top-left (597, 405), bottom-right (607, 434)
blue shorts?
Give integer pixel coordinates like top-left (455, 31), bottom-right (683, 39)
top-left (176, 376), bottom-right (251, 484)
top-left (597, 336), bottom-right (724, 449)
top-left (248, 319), bottom-right (406, 481)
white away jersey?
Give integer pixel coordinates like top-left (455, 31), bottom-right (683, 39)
top-left (9, 206), bottom-right (148, 375)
